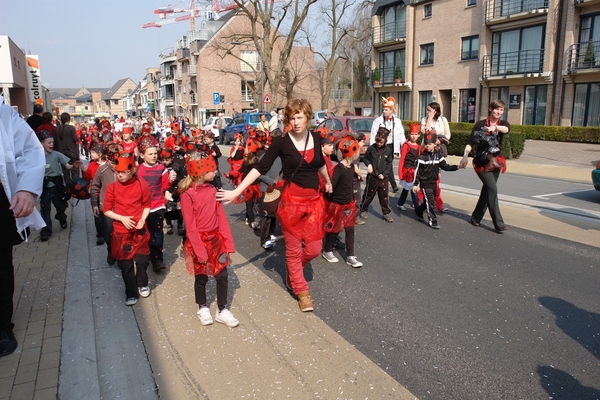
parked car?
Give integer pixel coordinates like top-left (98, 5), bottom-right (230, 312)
top-left (314, 116), bottom-right (375, 160)
top-left (202, 115), bottom-right (232, 139)
top-left (593, 161), bottom-right (600, 191)
top-left (222, 112), bottom-right (270, 144)
top-left (310, 110), bottom-right (327, 127)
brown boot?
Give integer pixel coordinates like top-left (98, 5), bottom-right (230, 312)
top-left (297, 290), bottom-right (314, 312)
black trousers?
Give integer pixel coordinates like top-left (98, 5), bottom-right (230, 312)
top-left (398, 188), bottom-right (419, 207)
top-left (472, 170), bottom-right (505, 229)
top-left (260, 215), bottom-right (276, 245)
top-left (387, 144), bottom-right (398, 189)
top-left (40, 186), bottom-right (68, 237)
top-left (324, 227), bottom-right (355, 256)
top-left (245, 199), bottom-right (256, 224)
top-left (415, 185), bottom-right (437, 223)
top-left (147, 210), bottom-right (165, 265)
top-left (0, 190), bottom-right (24, 334)
top-left (117, 254), bottom-right (150, 299)
top-left (100, 212), bottom-right (114, 256)
top-left (194, 268), bottom-right (228, 310)
top-left (360, 175), bottom-right (391, 215)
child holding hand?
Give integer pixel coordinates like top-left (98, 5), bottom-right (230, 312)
top-left (178, 152), bottom-right (239, 328)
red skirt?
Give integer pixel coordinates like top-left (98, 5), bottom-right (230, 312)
top-left (225, 158), bottom-right (244, 186)
top-left (277, 189), bottom-right (325, 242)
top-left (232, 183), bottom-right (262, 204)
top-left (473, 155), bottom-right (507, 174)
top-left (324, 201), bottom-right (357, 233)
top-left (111, 229), bottom-right (151, 261)
top-left (183, 230), bottom-right (230, 276)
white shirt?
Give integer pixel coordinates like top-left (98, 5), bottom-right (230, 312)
top-left (370, 115), bottom-right (406, 154)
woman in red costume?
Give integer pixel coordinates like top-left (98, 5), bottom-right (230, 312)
top-left (217, 98), bottom-right (332, 312)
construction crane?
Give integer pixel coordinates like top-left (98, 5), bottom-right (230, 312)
top-left (142, 0), bottom-right (239, 30)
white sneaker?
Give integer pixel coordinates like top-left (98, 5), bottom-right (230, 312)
top-left (197, 306), bottom-right (214, 326)
top-left (346, 256), bottom-right (363, 268)
top-left (262, 240), bottom-right (274, 249)
top-left (397, 204), bottom-right (407, 211)
top-left (269, 234), bottom-right (277, 242)
top-left (322, 251), bottom-right (339, 263)
top-left (138, 286), bottom-right (150, 298)
top-left (125, 297), bottom-right (137, 306)
top-left (215, 308), bottom-right (239, 328)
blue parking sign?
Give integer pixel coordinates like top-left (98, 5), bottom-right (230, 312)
top-left (213, 92), bottom-right (220, 105)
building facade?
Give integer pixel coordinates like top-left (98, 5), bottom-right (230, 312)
top-left (371, 0), bottom-right (600, 127)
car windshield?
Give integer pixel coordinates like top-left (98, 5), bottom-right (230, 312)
top-left (249, 114), bottom-right (265, 123)
top-left (315, 112), bottom-right (325, 120)
top-left (349, 118), bottom-right (374, 132)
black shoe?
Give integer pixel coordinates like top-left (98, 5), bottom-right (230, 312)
top-left (96, 236), bottom-right (105, 246)
top-left (177, 227), bottom-right (185, 236)
top-left (415, 212), bottom-right (424, 222)
top-left (166, 225), bottom-right (174, 235)
top-left (392, 187), bottom-right (400, 193)
top-left (107, 255), bottom-right (116, 266)
top-left (429, 221), bottom-right (440, 229)
top-left (333, 237), bottom-right (346, 249)
top-left (0, 330), bottom-right (18, 357)
top-left (60, 220), bottom-right (68, 229)
top-left (40, 234), bottom-right (50, 242)
top-left (382, 214), bottom-right (393, 223)
top-left (153, 262), bottom-right (167, 272)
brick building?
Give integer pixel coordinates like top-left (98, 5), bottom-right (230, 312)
top-left (371, 0), bottom-right (600, 127)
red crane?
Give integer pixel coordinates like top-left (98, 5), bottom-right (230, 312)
top-left (142, 0), bottom-right (239, 30)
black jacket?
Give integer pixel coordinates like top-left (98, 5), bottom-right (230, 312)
top-left (414, 149), bottom-right (458, 188)
top-left (363, 144), bottom-right (392, 178)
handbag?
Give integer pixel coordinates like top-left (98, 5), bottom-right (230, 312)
top-left (261, 132), bottom-right (310, 216)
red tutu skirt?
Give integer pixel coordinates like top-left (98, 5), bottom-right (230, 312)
top-left (111, 229), bottom-right (150, 261)
top-left (232, 183), bottom-right (262, 204)
top-left (225, 158), bottom-right (244, 186)
top-left (324, 201), bottom-right (357, 233)
top-left (277, 189), bottom-right (325, 242)
top-left (183, 230), bottom-right (230, 276)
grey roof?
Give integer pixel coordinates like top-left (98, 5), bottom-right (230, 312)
top-left (101, 78), bottom-right (132, 100)
top-left (49, 87), bottom-right (109, 99)
top-left (372, 0), bottom-right (409, 16)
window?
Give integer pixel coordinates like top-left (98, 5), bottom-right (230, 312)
top-left (467, 0), bottom-right (476, 6)
top-left (491, 25), bottom-right (544, 75)
top-left (424, 3), bottom-right (432, 18)
top-left (523, 85), bottom-right (547, 125)
top-left (461, 36), bottom-right (479, 60)
top-left (572, 83), bottom-right (600, 126)
top-left (113, 100), bottom-right (119, 105)
top-left (379, 49), bottom-right (405, 84)
top-left (420, 43), bottom-right (434, 65)
top-left (240, 50), bottom-right (261, 73)
top-left (419, 91), bottom-right (432, 119)
top-left (397, 92), bottom-right (410, 120)
top-left (241, 81), bottom-right (255, 102)
top-left (380, 4), bottom-right (407, 42)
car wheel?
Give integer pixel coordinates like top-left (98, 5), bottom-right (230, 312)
top-left (223, 134), bottom-right (230, 145)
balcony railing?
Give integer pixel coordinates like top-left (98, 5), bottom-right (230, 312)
top-left (378, 65), bottom-right (404, 85)
top-left (373, 21), bottom-right (407, 46)
top-left (566, 40), bottom-right (600, 73)
top-left (330, 89), bottom-right (352, 100)
top-left (190, 93), bottom-right (197, 105)
top-left (485, 0), bottom-right (548, 22)
top-left (481, 48), bottom-right (544, 79)
top-left (188, 64), bottom-right (197, 75)
top-left (176, 70), bottom-right (183, 80)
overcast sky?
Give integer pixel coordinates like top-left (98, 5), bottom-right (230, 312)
top-left (1, 0), bottom-right (200, 89)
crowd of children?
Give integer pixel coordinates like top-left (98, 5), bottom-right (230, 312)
top-left (34, 93), bottom-right (466, 319)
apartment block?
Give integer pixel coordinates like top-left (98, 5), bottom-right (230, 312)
top-left (151, 8), bottom-right (319, 126)
top-left (371, 0), bottom-right (600, 127)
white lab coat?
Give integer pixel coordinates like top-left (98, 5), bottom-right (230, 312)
top-left (370, 115), bottom-right (406, 154)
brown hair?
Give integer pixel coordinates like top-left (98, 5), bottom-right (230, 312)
top-left (428, 102), bottom-right (441, 120)
top-left (488, 99), bottom-right (506, 114)
top-left (283, 98), bottom-right (312, 128)
top-left (58, 112), bottom-right (71, 140)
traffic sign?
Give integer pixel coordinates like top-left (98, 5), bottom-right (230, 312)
top-left (213, 92), bottom-right (220, 105)
top-left (263, 93), bottom-right (272, 104)
top-left (181, 102), bottom-right (188, 109)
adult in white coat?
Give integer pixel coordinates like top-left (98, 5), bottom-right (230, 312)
top-left (370, 97), bottom-right (406, 192)
top-left (0, 94), bottom-right (45, 357)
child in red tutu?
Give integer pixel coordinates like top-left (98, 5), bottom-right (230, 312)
top-left (396, 123), bottom-right (421, 210)
top-left (225, 134), bottom-right (245, 187)
top-left (233, 140), bottom-right (263, 229)
top-left (322, 136), bottom-right (363, 268)
top-left (178, 152), bottom-right (238, 328)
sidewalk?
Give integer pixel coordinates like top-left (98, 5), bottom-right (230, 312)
top-left (0, 140), bottom-right (598, 400)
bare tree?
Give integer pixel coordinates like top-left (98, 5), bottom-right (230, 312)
top-left (302, 0), bottom-right (358, 110)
